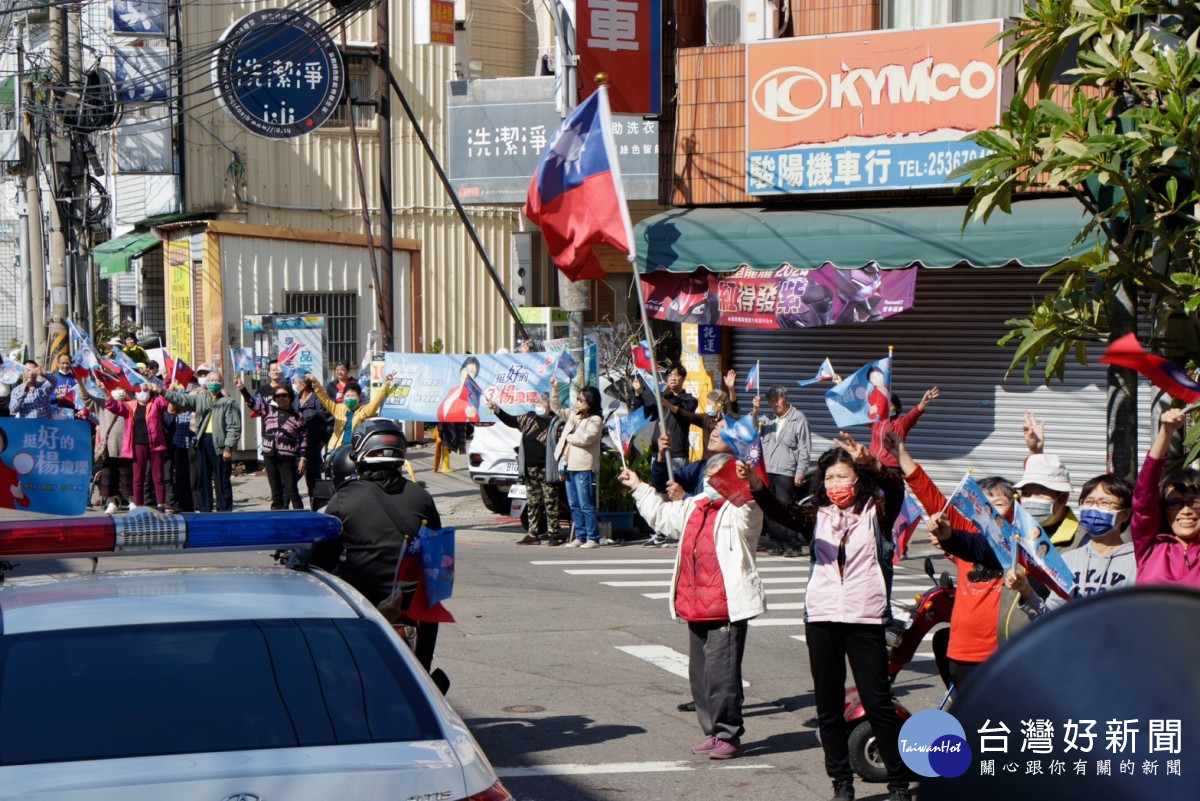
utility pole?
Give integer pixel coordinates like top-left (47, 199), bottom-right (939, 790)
top-left (46, 2), bottom-right (70, 364)
top-left (16, 19), bottom-right (37, 352)
top-left (376, 0), bottom-right (394, 352)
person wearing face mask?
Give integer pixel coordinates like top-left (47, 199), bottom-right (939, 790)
top-left (1131, 408), bottom-right (1200, 588)
top-left (105, 384), bottom-right (171, 511)
top-left (673, 379), bottom-right (741, 462)
top-left (1014, 453), bottom-right (1080, 550)
top-left (236, 376), bottom-right (308, 510)
top-left (746, 433), bottom-right (911, 801)
top-left (486, 393), bottom-right (564, 545)
top-left (165, 372), bottom-right (241, 512)
top-left (1008, 475), bottom-right (1137, 618)
top-left (309, 371), bottom-right (396, 451)
top-left (618, 453), bottom-right (765, 761)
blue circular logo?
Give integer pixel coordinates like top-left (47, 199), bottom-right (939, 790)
top-left (898, 709), bottom-right (972, 778)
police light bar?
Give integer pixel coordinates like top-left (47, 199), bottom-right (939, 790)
top-left (0, 510), bottom-right (341, 560)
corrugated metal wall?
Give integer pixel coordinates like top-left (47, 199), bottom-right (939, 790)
top-left (730, 264), bottom-right (1155, 496)
top-left (181, 1), bottom-right (526, 358)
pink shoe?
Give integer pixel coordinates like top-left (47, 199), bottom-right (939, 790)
top-left (708, 739), bottom-right (743, 760)
top-left (691, 736), bottom-right (719, 754)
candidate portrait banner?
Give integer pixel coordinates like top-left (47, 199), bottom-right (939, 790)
top-left (376, 351), bottom-right (562, 423)
top-left (641, 263), bottom-right (916, 329)
top-left (0, 419), bottom-right (93, 516)
top-left (947, 473), bottom-right (1018, 572)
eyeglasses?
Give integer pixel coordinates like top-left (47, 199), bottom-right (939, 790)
top-left (1080, 499), bottom-right (1124, 511)
top-left (1164, 496), bottom-right (1200, 512)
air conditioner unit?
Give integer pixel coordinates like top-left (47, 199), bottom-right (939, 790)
top-left (707, 0), bottom-right (776, 47)
top-left (0, 131), bottom-right (21, 165)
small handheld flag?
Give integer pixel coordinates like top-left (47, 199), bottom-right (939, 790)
top-left (946, 473), bottom-right (1018, 571)
top-left (719, 413), bottom-right (769, 485)
top-left (1012, 502), bottom-right (1077, 599)
top-left (631, 340), bottom-right (653, 372)
top-left (797, 358), bottom-right (836, 387)
top-left (824, 356), bottom-right (891, 428)
top-left (891, 494), bottom-right (924, 565)
top-left (744, 362), bottom-right (760, 394)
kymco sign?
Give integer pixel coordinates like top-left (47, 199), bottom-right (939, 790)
top-left (745, 21), bottom-right (1009, 195)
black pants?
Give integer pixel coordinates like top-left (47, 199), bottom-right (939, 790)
top-left (169, 445), bottom-right (194, 512)
top-left (765, 473), bottom-right (802, 548)
top-left (197, 434), bottom-right (233, 512)
top-left (949, 658), bottom-right (981, 694)
top-left (806, 621), bottom-right (908, 789)
top-left (264, 453), bottom-right (304, 509)
top-left (303, 442), bottom-right (324, 503)
top-left (99, 457), bottom-right (132, 503)
top-left (688, 620), bottom-right (748, 743)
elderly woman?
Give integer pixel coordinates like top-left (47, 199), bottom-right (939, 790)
top-left (619, 453), bottom-right (764, 760)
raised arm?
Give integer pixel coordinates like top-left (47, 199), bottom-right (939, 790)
top-left (1131, 408), bottom-right (1183, 560)
top-left (309, 374), bottom-right (338, 414)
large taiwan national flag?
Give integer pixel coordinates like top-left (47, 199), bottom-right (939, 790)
top-left (523, 85), bottom-right (634, 281)
top-left (1099, 333), bottom-right (1200, 404)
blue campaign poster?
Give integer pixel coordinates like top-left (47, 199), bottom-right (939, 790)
top-left (0, 419), bottom-right (92, 516)
top-left (377, 352), bottom-right (561, 423)
top-left (947, 473), bottom-right (1018, 571)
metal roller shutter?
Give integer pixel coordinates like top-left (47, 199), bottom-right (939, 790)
top-left (731, 263), bottom-right (1154, 496)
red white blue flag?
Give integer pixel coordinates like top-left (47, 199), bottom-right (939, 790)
top-left (1099, 333), bottom-right (1200, 404)
top-left (523, 85), bottom-right (634, 281)
top-left (891, 494), bottom-right (924, 565)
top-left (162, 351), bottom-right (194, 388)
top-left (744, 363), bottom-right (760, 393)
top-left (631, 340), bottom-right (653, 372)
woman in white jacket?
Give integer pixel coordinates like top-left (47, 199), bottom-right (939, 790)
top-left (618, 453), bottom-right (765, 760)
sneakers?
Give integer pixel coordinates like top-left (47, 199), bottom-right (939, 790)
top-left (887, 788), bottom-right (912, 801)
top-left (545, 536), bottom-right (563, 547)
top-left (517, 534), bottom-right (541, 545)
top-left (691, 736), bottom-right (719, 754)
top-left (707, 739), bottom-right (743, 760)
top-left (104, 500), bottom-right (119, 515)
top-left (831, 778), bottom-right (855, 801)
top-left (783, 547), bottom-right (804, 558)
top-left (565, 539), bottom-right (583, 548)
top-left (580, 540), bottom-right (599, 549)
top-left (643, 533), bottom-right (666, 547)
top-left (128, 503), bottom-right (139, 511)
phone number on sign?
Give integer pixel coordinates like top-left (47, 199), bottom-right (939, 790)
top-left (897, 147), bottom-right (990, 180)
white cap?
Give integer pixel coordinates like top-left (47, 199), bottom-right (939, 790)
top-left (1015, 454), bottom-right (1073, 494)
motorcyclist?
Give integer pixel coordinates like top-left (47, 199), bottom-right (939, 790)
top-left (313, 418), bottom-right (450, 684)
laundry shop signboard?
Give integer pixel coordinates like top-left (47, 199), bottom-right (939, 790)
top-left (212, 9), bottom-right (345, 139)
top-left (745, 20), bottom-right (1010, 195)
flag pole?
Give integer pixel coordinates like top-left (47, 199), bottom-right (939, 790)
top-left (632, 267), bottom-right (674, 484)
top-left (756, 360), bottom-right (760, 401)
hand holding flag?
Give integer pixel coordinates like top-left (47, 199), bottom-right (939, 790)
top-left (797, 358), bottom-right (837, 387)
top-left (1011, 502), bottom-right (1077, 599)
top-left (825, 356), bottom-right (891, 428)
top-left (744, 362), bottom-right (760, 394)
top-left (946, 473), bottom-right (1018, 571)
top-left (631, 340), bottom-right (653, 372)
top-left (230, 347), bottom-right (256, 374)
top-left (719, 414), bottom-right (769, 485)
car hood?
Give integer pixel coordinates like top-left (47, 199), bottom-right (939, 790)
top-left (0, 741), bottom-right (494, 800)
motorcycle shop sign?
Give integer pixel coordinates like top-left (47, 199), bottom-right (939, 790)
top-left (745, 20), bottom-right (1009, 195)
top-left (212, 9), bottom-right (345, 139)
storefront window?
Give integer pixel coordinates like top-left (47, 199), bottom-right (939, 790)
top-left (885, 0), bottom-right (1025, 29)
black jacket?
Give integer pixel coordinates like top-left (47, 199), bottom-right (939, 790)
top-left (315, 470), bottom-right (442, 605)
top-left (633, 388), bottom-right (698, 460)
top-left (493, 407), bottom-right (552, 474)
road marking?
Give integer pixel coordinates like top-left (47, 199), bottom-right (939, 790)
top-left (603, 580), bottom-right (672, 587)
top-left (565, 568), bottom-right (675, 576)
top-left (495, 761), bottom-right (775, 778)
top-left (530, 559), bottom-right (676, 566)
top-left (791, 634), bottom-right (806, 643)
top-left (615, 644), bottom-right (748, 687)
top-left (749, 617), bottom-right (806, 627)
top-left (764, 602), bottom-right (805, 610)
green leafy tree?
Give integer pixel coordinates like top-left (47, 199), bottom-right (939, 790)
top-left (954, 0), bottom-right (1200, 476)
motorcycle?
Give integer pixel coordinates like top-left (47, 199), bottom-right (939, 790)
top-left (843, 555), bottom-right (956, 782)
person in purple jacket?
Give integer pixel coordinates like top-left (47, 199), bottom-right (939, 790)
top-left (1131, 407), bottom-right (1200, 588)
top-left (236, 376), bottom-right (308, 509)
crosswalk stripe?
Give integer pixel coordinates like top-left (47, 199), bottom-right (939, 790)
top-left (616, 644), bottom-right (748, 687)
top-left (564, 569), bottom-right (674, 576)
top-left (749, 618), bottom-right (805, 627)
top-left (603, 580), bottom-right (672, 587)
top-left (529, 559), bottom-right (676, 566)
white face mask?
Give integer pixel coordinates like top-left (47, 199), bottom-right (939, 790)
top-left (702, 479), bottom-right (723, 502)
top-left (1021, 497), bottom-right (1056, 524)
top-left (535, 405), bottom-right (549, 416)
top-left (705, 404), bottom-right (717, 416)
top-left (135, 391), bottom-right (150, 403)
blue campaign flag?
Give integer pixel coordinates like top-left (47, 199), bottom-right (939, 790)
top-left (797, 357), bottom-right (836, 387)
top-left (947, 473), bottom-right (1019, 571)
top-left (555, 350), bottom-right (579, 382)
top-left (1012, 502), bottom-right (1077, 600)
top-left (230, 347), bottom-right (256, 374)
top-left (824, 356), bottom-right (891, 428)
top-left (420, 525), bottom-right (456, 607)
top-left (0, 419), bottom-right (92, 515)
top-left (719, 413), bottom-right (769, 484)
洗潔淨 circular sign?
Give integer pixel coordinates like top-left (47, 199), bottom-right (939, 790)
top-left (212, 9), bottom-right (346, 139)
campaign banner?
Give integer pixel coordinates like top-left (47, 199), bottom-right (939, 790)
top-left (578, 0), bottom-right (662, 115)
top-left (641, 264), bottom-right (916, 329)
top-left (746, 20), bottom-right (1007, 194)
top-left (376, 352), bottom-right (562, 423)
top-left (947, 473), bottom-right (1018, 572)
top-left (825, 356), bottom-right (890, 428)
top-left (0, 419), bottom-right (92, 516)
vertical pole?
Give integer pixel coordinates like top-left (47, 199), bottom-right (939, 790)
top-left (631, 267), bottom-right (674, 483)
top-left (46, 2), bottom-right (69, 365)
top-left (17, 23), bottom-right (35, 351)
top-left (1107, 280), bottom-right (1138, 483)
top-left (377, 0), bottom-right (395, 352)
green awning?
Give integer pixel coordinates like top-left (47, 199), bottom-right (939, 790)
top-left (0, 77), bottom-right (13, 108)
top-left (93, 232), bottom-right (160, 277)
top-left (636, 197), bottom-right (1094, 273)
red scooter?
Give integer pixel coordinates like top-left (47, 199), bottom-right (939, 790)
top-left (843, 556), bottom-right (955, 782)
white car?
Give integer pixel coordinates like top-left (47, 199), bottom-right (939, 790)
top-left (467, 422), bottom-right (522, 515)
top-left (0, 510), bottom-right (512, 801)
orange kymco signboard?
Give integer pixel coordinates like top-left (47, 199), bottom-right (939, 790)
top-left (746, 20), bottom-right (1010, 194)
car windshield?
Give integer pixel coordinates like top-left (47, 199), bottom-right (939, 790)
top-left (0, 618), bottom-right (443, 766)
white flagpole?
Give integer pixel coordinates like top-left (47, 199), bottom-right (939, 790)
top-left (597, 80), bottom-right (675, 484)
top-left (756, 360), bottom-right (760, 401)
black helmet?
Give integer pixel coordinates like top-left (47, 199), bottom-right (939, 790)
top-left (326, 444), bottom-right (357, 490)
top-left (350, 417), bottom-right (407, 469)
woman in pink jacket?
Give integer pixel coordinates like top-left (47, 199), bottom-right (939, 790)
top-left (105, 384), bottom-right (170, 510)
top-left (1131, 407), bottom-right (1200, 588)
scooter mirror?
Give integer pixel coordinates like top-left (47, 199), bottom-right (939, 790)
top-left (924, 555), bottom-right (936, 581)
top-left (938, 571), bottom-right (954, 590)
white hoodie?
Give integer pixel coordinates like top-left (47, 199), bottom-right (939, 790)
top-left (1022, 540), bottom-right (1137, 618)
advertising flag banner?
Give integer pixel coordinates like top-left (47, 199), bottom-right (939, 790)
top-left (0, 419), bottom-right (93, 515)
top-left (825, 356), bottom-right (891, 428)
top-left (577, 0), bottom-right (662, 115)
top-left (641, 264), bottom-right (916, 329)
top-left (1012, 502), bottom-right (1077, 600)
top-left (947, 473), bottom-right (1018, 572)
top-left (745, 21), bottom-right (1006, 195)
